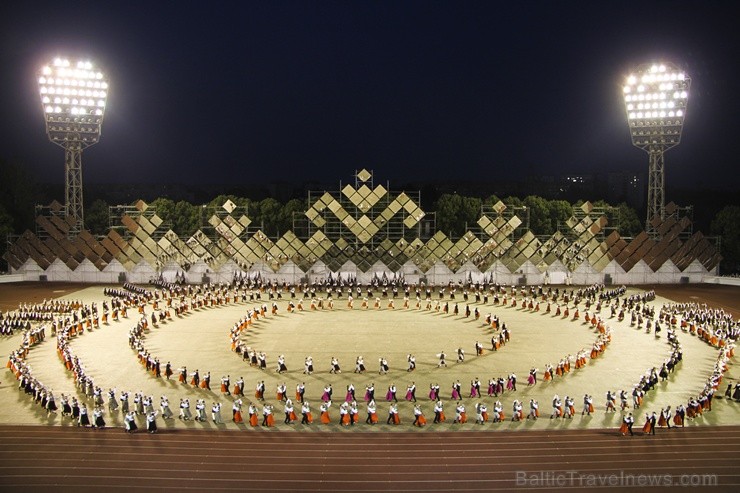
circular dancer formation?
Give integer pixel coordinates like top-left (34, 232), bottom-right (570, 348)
top-left (3, 279), bottom-right (738, 435)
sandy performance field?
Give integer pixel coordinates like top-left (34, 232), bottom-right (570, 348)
top-left (1, 282), bottom-right (738, 432)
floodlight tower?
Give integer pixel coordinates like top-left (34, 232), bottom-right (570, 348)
top-left (38, 57), bottom-right (109, 234)
top-left (623, 62), bottom-right (690, 237)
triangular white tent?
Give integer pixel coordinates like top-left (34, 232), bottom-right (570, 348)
top-left (400, 259), bottom-right (421, 284)
top-left (214, 258), bottom-right (240, 284)
top-left (337, 260), bottom-right (359, 282)
top-left (426, 260), bottom-right (454, 286)
top-left (16, 258), bottom-right (44, 281)
top-left (518, 260), bottom-right (543, 285)
top-left (684, 259), bottom-right (710, 283)
top-left (602, 259), bottom-right (627, 286)
top-left (306, 260), bottom-right (329, 283)
top-left (101, 258), bottom-right (127, 284)
top-left (485, 260), bottom-right (515, 286)
top-left (544, 259), bottom-right (568, 285)
top-left (458, 261), bottom-right (484, 284)
top-left (572, 261), bottom-right (599, 285)
top-left (71, 258), bottom-right (98, 282)
top-left (626, 259), bottom-right (651, 285)
top-left (278, 260), bottom-right (305, 284)
top-left (128, 259), bottom-right (157, 284)
top-left (45, 258), bottom-right (72, 282)
top-left (655, 259), bottom-right (680, 284)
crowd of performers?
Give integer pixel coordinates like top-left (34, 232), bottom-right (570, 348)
top-left (4, 277), bottom-right (738, 435)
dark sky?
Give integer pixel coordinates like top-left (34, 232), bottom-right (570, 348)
top-left (1, 1), bottom-right (738, 190)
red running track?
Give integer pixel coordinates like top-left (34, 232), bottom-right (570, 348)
top-left (0, 425), bottom-right (738, 492)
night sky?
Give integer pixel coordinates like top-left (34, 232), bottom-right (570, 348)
top-left (1, 1), bottom-right (738, 191)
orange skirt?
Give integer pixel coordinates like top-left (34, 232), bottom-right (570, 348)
top-left (289, 411), bottom-right (297, 421)
top-left (370, 412), bottom-right (378, 424)
top-left (341, 414), bottom-right (350, 425)
top-left (306, 412), bottom-right (314, 423)
top-left (481, 411), bottom-right (489, 422)
top-left (459, 412), bottom-right (467, 423)
top-left (234, 411), bottom-right (243, 423)
top-left (417, 415), bottom-right (426, 426)
top-left (320, 411), bottom-right (331, 424)
top-left (249, 414), bottom-right (259, 426)
top-left (439, 411), bottom-right (446, 422)
top-left (392, 413), bottom-right (400, 425)
top-left (588, 403), bottom-right (594, 413)
top-left (266, 414), bottom-right (275, 427)
top-left (642, 421), bottom-right (652, 433)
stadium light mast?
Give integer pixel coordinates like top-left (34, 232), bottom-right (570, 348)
top-left (38, 57), bottom-right (109, 235)
top-left (623, 62), bottom-right (690, 238)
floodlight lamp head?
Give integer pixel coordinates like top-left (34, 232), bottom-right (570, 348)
top-left (623, 62), bottom-right (690, 151)
top-left (38, 56), bottom-right (109, 149)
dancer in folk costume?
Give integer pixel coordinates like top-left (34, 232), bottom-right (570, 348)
top-left (619, 413), bottom-right (634, 436)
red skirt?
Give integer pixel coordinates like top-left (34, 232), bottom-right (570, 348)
top-left (249, 414), bottom-right (259, 426)
top-left (417, 415), bottom-right (426, 426)
top-left (619, 422), bottom-right (629, 434)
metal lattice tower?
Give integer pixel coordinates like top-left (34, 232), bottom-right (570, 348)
top-left (623, 62), bottom-right (690, 237)
top-left (38, 58), bottom-right (109, 235)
